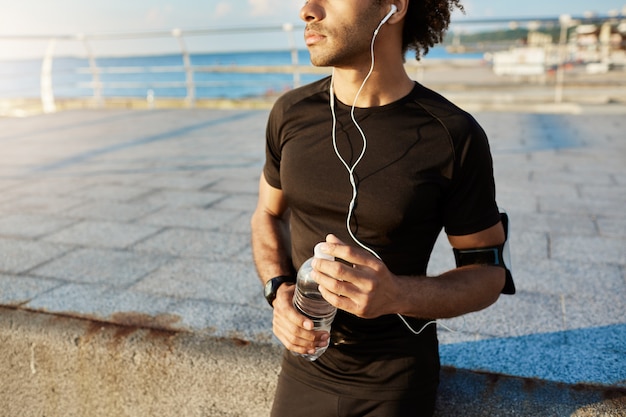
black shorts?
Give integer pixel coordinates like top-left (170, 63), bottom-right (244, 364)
top-left (270, 371), bottom-right (437, 417)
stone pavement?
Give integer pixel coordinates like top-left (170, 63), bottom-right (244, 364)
top-left (0, 105), bottom-right (625, 415)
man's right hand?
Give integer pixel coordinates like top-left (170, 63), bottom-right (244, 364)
top-left (271, 283), bottom-right (330, 356)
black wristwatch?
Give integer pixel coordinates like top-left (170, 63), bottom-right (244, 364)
top-left (264, 275), bottom-right (296, 307)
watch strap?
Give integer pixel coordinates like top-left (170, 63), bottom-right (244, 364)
top-left (264, 275), bottom-right (296, 307)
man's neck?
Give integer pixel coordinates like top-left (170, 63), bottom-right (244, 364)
top-left (330, 63), bottom-right (414, 108)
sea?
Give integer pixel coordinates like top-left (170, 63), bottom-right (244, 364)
top-left (0, 47), bottom-right (484, 101)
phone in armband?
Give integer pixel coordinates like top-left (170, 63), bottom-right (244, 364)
top-left (453, 211), bottom-right (515, 295)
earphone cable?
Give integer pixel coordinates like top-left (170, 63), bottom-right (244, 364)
top-left (329, 12), bottom-right (456, 336)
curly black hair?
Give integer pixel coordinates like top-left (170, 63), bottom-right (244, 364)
top-left (402, 0), bottom-right (464, 59)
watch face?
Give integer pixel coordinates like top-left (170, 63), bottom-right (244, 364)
top-left (264, 276), bottom-right (294, 306)
top-left (264, 277), bottom-right (280, 306)
top-left (264, 279), bottom-right (274, 298)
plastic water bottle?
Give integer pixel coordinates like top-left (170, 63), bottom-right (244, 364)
top-left (292, 242), bottom-right (337, 361)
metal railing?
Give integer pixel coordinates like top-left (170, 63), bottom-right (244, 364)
top-left (1, 24), bottom-right (325, 113)
top-left (0, 14), bottom-right (623, 114)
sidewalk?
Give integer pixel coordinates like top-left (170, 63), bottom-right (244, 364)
top-left (0, 105), bottom-right (625, 416)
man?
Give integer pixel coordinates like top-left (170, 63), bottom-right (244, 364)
top-left (251, 0), bottom-right (514, 416)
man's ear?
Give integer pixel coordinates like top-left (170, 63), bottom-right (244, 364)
top-left (387, 0), bottom-right (409, 24)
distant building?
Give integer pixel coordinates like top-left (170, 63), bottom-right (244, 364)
top-left (489, 17), bottom-right (626, 77)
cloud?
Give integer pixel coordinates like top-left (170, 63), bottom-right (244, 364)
top-left (247, 0), bottom-right (301, 20)
top-left (145, 6), bottom-right (175, 27)
top-left (215, 2), bottom-right (232, 18)
top-left (248, 0), bottom-right (275, 17)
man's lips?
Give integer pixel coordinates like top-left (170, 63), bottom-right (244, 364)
top-left (304, 29), bottom-right (326, 46)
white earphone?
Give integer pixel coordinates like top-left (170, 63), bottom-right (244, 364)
top-left (329, 2), bottom-right (399, 256)
top-left (328, 2), bottom-right (450, 337)
top-left (379, 4), bottom-right (398, 27)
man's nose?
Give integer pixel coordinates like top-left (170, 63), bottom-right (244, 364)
top-left (300, 0), bottom-right (325, 23)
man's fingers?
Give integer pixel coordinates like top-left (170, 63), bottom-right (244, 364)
top-left (319, 234), bottom-right (380, 270)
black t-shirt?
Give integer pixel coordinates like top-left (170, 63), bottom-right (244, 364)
top-left (263, 76), bottom-right (501, 399)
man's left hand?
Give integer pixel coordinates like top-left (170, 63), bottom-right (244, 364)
top-left (311, 234), bottom-right (400, 319)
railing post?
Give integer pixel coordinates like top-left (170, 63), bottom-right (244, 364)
top-left (283, 23), bottom-right (301, 89)
top-left (79, 34), bottom-right (103, 108)
top-left (40, 39), bottom-right (57, 114)
top-left (555, 14), bottom-right (572, 103)
top-left (172, 28), bottom-right (195, 108)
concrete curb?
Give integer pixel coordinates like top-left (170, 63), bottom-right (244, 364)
top-left (2, 307), bottom-right (625, 416)
top-left (0, 307), bottom-right (280, 417)
top-left (436, 368), bottom-right (626, 417)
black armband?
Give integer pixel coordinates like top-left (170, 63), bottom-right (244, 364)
top-left (453, 212), bottom-right (516, 295)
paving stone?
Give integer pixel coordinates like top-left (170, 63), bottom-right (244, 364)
top-left (208, 178), bottom-right (260, 194)
top-left (132, 190), bottom-right (226, 209)
top-left (0, 179), bottom-right (23, 192)
top-left (511, 212), bottom-right (598, 236)
top-left (133, 228), bottom-right (249, 259)
top-left (137, 174), bottom-right (218, 190)
top-left (0, 177), bottom-right (91, 197)
top-left (205, 165), bottom-right (264, 181)
top-left (531, 170), bottom-right (615, 187)
top-left (562, 289), bottom-right (626, 330)
top-left (67, 184), bottom-right (154, 202)
top-left (579, 184), bottom-right (626, 203)
top-left (168, 299), bottom-right (274, 342)
top-left (25, 283), bottom-right (177, 323)
top-left (31, 248), bottom-right (172, 286)
top-left (439, 290), bottom-right (566, 341)
top-left (518, 182), bottom-right (580, 199)
top-left (597, 217), bottom-right (626, 238)
top-left (220, 212), bottom-right (254, 236)
top-left (427, 232), bottom-right (455, 277)
top-left (551, 235), bottom-right (626, 265)
top-left (140, 207), bottom-right (241, 230)
top-left (493, 189), bottom-right (539, 214)
top-left (0, 195), bottom-right (87, 215)
top-left (0, 238), bottom-right (72, 274)
top-left (615, 173), bottom-right (626, 185)
top-left (43, 220), bottom-right (162, 249)
top-left (0, 214), bottom-right (77, 239)
top-left (510, 230), bottom-right (550, 267)
top-left (514, 258), bottom-right (624, 297)
top-left (538, 195), bottom-right (595, 216)
top-left (132, 259), bottom-right (259, 305)
top-left (211, 194), bottom-right (258, 212)
top-left (63, 201), bottom-right (163, 222)
top-left (79, 172), bottom-right (155, 186)
top-left (0, 274), bottom-right (62, 306)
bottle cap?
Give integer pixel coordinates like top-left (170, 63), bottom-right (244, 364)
top-left (313, 242), bottom-right (334, 261)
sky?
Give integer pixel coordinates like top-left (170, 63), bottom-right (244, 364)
top-left (1, 0), bottom-right (625, 59)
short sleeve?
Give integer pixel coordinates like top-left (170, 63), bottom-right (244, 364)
top-left (263, 101), bottom-right (284, 190)
top-left (443, 119), bottom-right (501, 236)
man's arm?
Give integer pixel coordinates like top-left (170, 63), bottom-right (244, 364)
top-left (311, 223), bottom-right (507, 320)
top-left (251, 173), bottom-right (331, 355)
top-left (250, 173), bottom-right (292, 284)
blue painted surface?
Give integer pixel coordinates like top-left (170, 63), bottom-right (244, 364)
top-left (441, 324), bottom-right (626, 387)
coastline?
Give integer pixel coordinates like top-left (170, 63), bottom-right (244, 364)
top-left (1, 59), bottom-right (625, 117)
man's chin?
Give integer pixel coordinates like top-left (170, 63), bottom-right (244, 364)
top-left (308, 55), bottom-right (332, 68)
